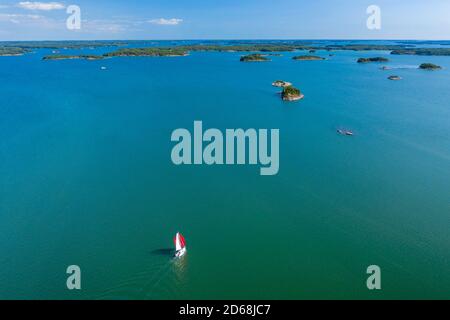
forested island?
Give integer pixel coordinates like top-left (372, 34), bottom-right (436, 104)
top-left (0, 40), bottom-right (450, 64)
top-left (43, 55), bottom-right (105, 61)
top-left (292, 55), bottom-right (325, 61)
top-left (323, 44), bottom-right (407, 51)
top-left (104, 47), bottom-right (188, 57)
top-left (0, 41), bottom-right (128, 50)
top-left (357, 57), bottom-right (389, 63)
top-left (176, 44), bottom-right (307, 52)
top-left (240, 54), bottom-right (269, 62)
top-left (281, 86), bottom-right (304, 101)
top-left (391, 48), bottom-right (450, 56)
top-left (5, 41), bottom-right (450, 59)
top-left (0, 47), bottom-right (27, 56)
top-left (43, 47), bottom-right (189, 60)
top-left (419, 63), bottom-right (442, 70)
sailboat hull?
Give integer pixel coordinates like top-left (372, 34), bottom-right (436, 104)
top-left (175, 247), bottom-right (187, 258)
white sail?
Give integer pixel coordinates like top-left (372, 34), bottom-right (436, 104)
top-left (175, 233), bottom-right (182, 251)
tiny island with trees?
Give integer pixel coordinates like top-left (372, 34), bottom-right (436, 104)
top-left (240, 54), bottom-right (270, 62)
top-left (357, 57), bottom-right (389, 63)
top-left (292, 55), bottom-right (325, 61)
top-left (419, 63), bottom-right (442, 70)
top-left (281, 85), bottom-right (304, 101)
top-left (271, 80), bottom-right (304, 101)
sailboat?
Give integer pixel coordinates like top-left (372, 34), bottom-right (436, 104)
top-left (174, 232), bottom-right (187, 258)
top-left (337, 129), bottom-right (354, 136)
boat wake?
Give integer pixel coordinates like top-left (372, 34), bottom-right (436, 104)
top-left (93, 252), bottom-right (189, 300)
top-left (381, 64), bottom-right (419, 70)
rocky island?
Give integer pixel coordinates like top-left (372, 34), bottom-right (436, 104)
top-left (240, 54), bottom-right (269, 62)
top-left (357, 57), bottom-right (389, 63)
top-left (281, 86), bottom-right (304, 101)
top-left (292, 55), bottom-right (325, 61)
top-left (272, 80), bottom-right (292, 87)
top-left (419, 63), bottom-right (442, 70)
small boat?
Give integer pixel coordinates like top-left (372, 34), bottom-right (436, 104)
top-left (174, 232), bottom-right (187, 258)
top-left (100, 66), bottom-right (107, 70)
top-left (337, 129), bottom-right (354, 136)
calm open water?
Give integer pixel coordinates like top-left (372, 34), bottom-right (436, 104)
top-left (0, 41), bottom-right (449, 299)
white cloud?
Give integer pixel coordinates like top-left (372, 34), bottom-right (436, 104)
top-left (0, 13), bottom-right (42, 20)
top-left (149, 18), bottom-right (183, 25)
top-left (17, 1), bottom-right (65, 11)
top-left (0, 13), bottom-right (43, 23)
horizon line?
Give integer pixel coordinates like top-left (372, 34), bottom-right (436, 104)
top-left (2, 38), bottom-right (450, 42)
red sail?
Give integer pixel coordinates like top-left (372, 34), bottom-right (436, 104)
top-left (179, 233), bottom-right (186, 248)
top-left (174, 232), bottom-right (186, 251)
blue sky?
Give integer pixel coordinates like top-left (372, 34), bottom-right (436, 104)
top-left (1, 0), bottom-right (450, 40)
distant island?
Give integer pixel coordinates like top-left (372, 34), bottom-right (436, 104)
top-left (0, 47), bottom-right (27, 56)
top-left (388, 75), bottom-right (402, 80)
top-left (43, 54), bottom-right (105, 61)
top-left (43, 47), bottom-right (190, 60)
top-left (0, 42), bottom-right (410, 55)
top-left (0, 41), bottom-right (128, 50)
top-left (175, 44), bottom-right (308, 52)
top-left (4, 41), bottom-right (450, 59)
top-left (293, 55), bottom-right (325, 61)
top-left (240, 54), bottom-right (269, 62)
top-left (391, 48), bottom-right (450, 56)
top-left (272, 80), bottom-right (292, 87)
top-left (323, 44), bottom-right (407, 51)
top-left (419, 63), bottom-right (442, 70)
top-left (357, 57), bottom-right (389, 63)
top-left (281, 86), bottom-right (304, 101)
top-left (104, 47), bottom-right (188, 57)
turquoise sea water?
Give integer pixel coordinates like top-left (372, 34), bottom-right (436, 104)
top-left (0, 41), bottom-right (449, 299)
